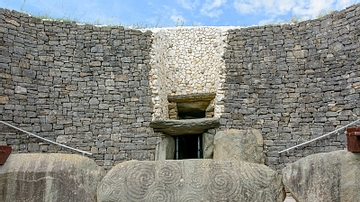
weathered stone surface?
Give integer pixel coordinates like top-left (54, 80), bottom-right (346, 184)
top-left (0, 95), bottom-right (9, 104)
top-left (150, 118), bottom-right (220, 136)
top-left (213, 129), bottom-right (264, 164)
top-left (203, 132), bottom-right (215, 158)
top-left (340, 151), bottom-right (360, 202)
top-left (97, 160), bottom-right (285, 202)
top-left (155, 135), bottom-right (175, 160)
top-left (282, 150), bottom-right (360, 202)
top-left (0, 153), bottom-right (105, 202)
top-left (167, 93), bottom-right (216, 102)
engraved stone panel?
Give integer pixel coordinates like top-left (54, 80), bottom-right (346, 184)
top-left (97, 159), bottom-right (285, 202)
top-left (282, 150), bottom-right (360, 202)
top-left (0, 153), bottom-right (105, 202)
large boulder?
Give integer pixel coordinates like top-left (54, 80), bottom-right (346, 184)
top-left (213, 129), bottom-right (264, 164)
top-left (97, 159), bottom-right (285, 202)
top-left (0, 153), bottom-right (105, 202)
top-left (282, 150), bottom-right (360, 202)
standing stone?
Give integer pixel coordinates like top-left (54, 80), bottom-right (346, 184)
top-left (203, 132), bottom-right (215, 158)
top-left (213, 129), bottom-right (264, 164)
top-left (97, 160), bottom-right (285, 202)
top-left (0, 153), bottom-right (105, 202)
top-left (282, 150), bottom-right (360, 202)
top-left (155, 135), bottom-right (175, 160)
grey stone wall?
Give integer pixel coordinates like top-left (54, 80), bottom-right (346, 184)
top-left (0, 9), bottom-right (158, 169)
top-left (222, 4), bottom-right (360, 171)
top-left (0, 4), bottom-right (359, 171)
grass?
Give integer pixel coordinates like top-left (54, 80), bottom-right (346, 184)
top-left (20, 0), bottom-right (78, 23)
top-left (316, 10), bottom-right (335, 19)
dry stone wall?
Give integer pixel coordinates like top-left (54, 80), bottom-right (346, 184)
top-left (0, 8), bottom-right (158, 169)
top-left (0, 4), bottom-right (359, 171)
top-left (149, 27), bottom-right (227, 120)
top-left (222, 4), bottom-right (360, 171)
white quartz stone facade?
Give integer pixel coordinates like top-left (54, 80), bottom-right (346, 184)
top-left (149, 27), bottom-right (228, 120)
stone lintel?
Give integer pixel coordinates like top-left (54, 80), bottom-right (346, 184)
top-left (167, 93), bottom-right (216, 103)
top-left (150, 118), bottom-right (220, 136)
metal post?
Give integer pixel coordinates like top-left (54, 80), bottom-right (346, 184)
top-left (175, 136), bottom-right (179, 160)
top-left (197, 135), bottom-right (201, 158)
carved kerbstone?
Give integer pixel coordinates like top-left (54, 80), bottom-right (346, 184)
top-left (0, 153), bottom-right (105, 202)
top-left (282, 150), bottom-right (360, 202)
top-left (97, 160), bottom-right (285, 202)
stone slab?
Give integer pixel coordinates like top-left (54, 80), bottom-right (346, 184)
top-left (213, 129), bottom-right (264, 164)
top-left (282, 150), bottom-right (360, 202)
top-left (97, 159), bottom-right (285, 202)
top-left (150, 118), bottom-right (220, 136)
top-left (155, 135), bottom-right (175, 160)
top-left (0, 153), bottom-right (105, 202)
top-left (167, 93), bottom-right (216, 102)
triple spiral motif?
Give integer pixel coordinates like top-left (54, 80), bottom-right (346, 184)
top-left (97, 160), bottom-right (278, 202)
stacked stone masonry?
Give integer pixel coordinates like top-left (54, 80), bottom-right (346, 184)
top-left (149, 27), bottom-right (227, 120)
top-left (222, 4), bottom-right (360, 171)
top-left (0, 8), bottom-right (157, 170)
top-left (0, 4), bottom-right (359, 171)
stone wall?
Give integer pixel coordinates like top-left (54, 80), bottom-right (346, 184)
top-left (0, 4), bottom-right (359, 171)
top-left (222, 4), bottom-right (360, 171)
top-left (0, 8), bottom-right (158, 169)
top-left (149, 27), bottom-right (227, 120)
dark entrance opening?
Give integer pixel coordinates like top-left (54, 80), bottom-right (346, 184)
top-left (166, 93), bottom-right (216, 160)
top-left (174, 134), bottom-right (203, 159)
top-left (177, 101), bottom-right (209, 119)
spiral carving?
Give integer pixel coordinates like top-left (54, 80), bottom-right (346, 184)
top-left (98, 180), bottom-right (118, 201)
top-left (146, 187), bottom-right (175, 202)
top-left (97, 160), bottom-right (283, 202)
top-left (157, 162), bottom-right (182, 185)
top-left (187, 170), bottom-right (207, 191)
top-left (178, 192), bottom-right (202, 202)
top-left (208, 168), bottom-right (239, 200)
top-left (124, 163), bottom-right (156, 200)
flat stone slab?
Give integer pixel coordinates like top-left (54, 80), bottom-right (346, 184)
top-left (0, 153), bottom-right (105, 202)
top-left (213, 129), bottom-right (264, 164)
top-left (282, 150), bottom-right (360, 202)
top-left (167, 93), bottom-right (216, 102)
top-left (150, 118), bottom-right (220, 136)
top-left (97, 159), bottom-right (285, 202)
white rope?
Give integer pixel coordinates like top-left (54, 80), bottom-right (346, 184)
top-left (278, 119), bottom-right (360, 154)
top-left (0, 121), bottom-right (92, 155)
